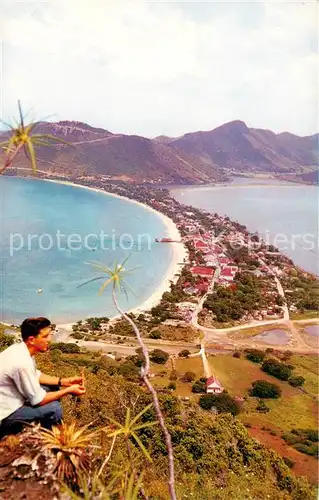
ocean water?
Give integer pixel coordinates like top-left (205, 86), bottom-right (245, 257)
top-left (171, 178), bottom-right (319, 275)
top-left (0, 177), bottom-right (172, 323)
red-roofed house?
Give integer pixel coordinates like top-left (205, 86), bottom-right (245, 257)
top-left (191, 266), bottom-right (215, 278)
top-left (206, 375), bottom-right (223, 394)
top-left (194, 240), bottom-right (209, 251)
top-left (220, 266), bottom-right (238, 281)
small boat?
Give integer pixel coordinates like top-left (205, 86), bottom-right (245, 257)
top-left (155, 237), bottom-right (173, 243)
top-left (36, 289), bottom-right (43, 294)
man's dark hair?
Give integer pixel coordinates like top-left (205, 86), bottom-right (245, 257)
top-left (21, 317), bottom-right (51, 342)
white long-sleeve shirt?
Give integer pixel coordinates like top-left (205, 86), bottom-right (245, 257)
top-left (0, 342), bottom-right (46, 423)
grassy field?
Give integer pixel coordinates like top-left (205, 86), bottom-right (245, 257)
top-left (153, 353), bottom-right (319, 432)
top-left (174, 356), bottom-right (203, 377)
top-left (210, 354), bottom-right (318, 431)
top-left (208, 355), bottom-right (296, 395)
top-left (290, 355), bottom-right (318, 398)
top-left (242, 393), bottom-right (317, 431)
top-left (263, 394), bottom-right (317, 429)
top-left (151, 357), bottom-right (203, 398)
top-left (291, 311), bottom-right (319, 320)
top-left (291, 355), bottom-right (318, 376)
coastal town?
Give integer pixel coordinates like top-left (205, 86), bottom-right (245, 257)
top-left (7, 168), bottom-right (317, 355)
top-left (0, 5), bottom-right (318, 497)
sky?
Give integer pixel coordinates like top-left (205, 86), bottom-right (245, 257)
top-left (1, 0), bottom-right (318, 138)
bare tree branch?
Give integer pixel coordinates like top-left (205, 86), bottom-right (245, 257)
top-left (112, 288), bottom-right (177, 500)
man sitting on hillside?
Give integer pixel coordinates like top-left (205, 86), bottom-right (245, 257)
top-left (0, 317), bottom-right (85, 437)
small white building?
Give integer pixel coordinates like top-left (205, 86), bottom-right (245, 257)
top-left (206, 375), bottom-right (224, 394)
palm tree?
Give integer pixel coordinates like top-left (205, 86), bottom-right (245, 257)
top-left (0, 100), bottom-right (71, 174)
top-left (78, 257), bottom-right (177, 500)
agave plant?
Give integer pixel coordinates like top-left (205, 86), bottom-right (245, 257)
top-left (78, 257), bottom-right (177, 500)
top-left (0, 100), bottom-right (72, 174)
top-left (39, 421), bottom-right (99, 483)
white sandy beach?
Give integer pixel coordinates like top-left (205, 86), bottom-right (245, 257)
top-left (41, 179), bottom-right (188, 327)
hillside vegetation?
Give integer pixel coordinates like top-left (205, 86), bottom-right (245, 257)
top-left (32, 347), bottom-right (316, 498)
top-left (0, 332), bottom-right (317, 498)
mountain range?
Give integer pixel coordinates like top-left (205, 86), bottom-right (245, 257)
top-left (1, 120), bottom-right (318, 184)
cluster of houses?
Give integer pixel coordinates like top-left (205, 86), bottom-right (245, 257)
top-left (181, 229), bottom-right (240, 287)
top-left (159, 209), bottom-right (290, 323)
top-left (143, 202), bottom-right (288, 323)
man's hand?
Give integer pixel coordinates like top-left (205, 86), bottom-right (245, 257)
top-left (66, 384), bottom-right (86, 396)
top-left (62, 376), bottom-right (83, 387)
top-left (38, 384), bottom-right (85, 406)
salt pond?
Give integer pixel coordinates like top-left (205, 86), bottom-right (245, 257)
top-left (253, 328), bottom-right (290, 345)
top-left (304, 325), bottom-right (319, 337)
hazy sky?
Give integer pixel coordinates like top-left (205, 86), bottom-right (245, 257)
top-left (2, 0), bottom-right (318, 137)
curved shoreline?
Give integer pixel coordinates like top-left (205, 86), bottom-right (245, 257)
top-left (40, 178), bottom-right (188, 326)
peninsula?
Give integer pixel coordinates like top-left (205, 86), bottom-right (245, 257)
top-left (6, 168), bottom-right (318, 355)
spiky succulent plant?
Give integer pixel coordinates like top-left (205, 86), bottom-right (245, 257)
top-left (39, 421), bottom-right (98, 483)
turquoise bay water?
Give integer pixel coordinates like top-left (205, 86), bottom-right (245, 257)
top-left (171, 178), bottom-right (318, 275)
top-left (0, 177), bottom-right (172, 323)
